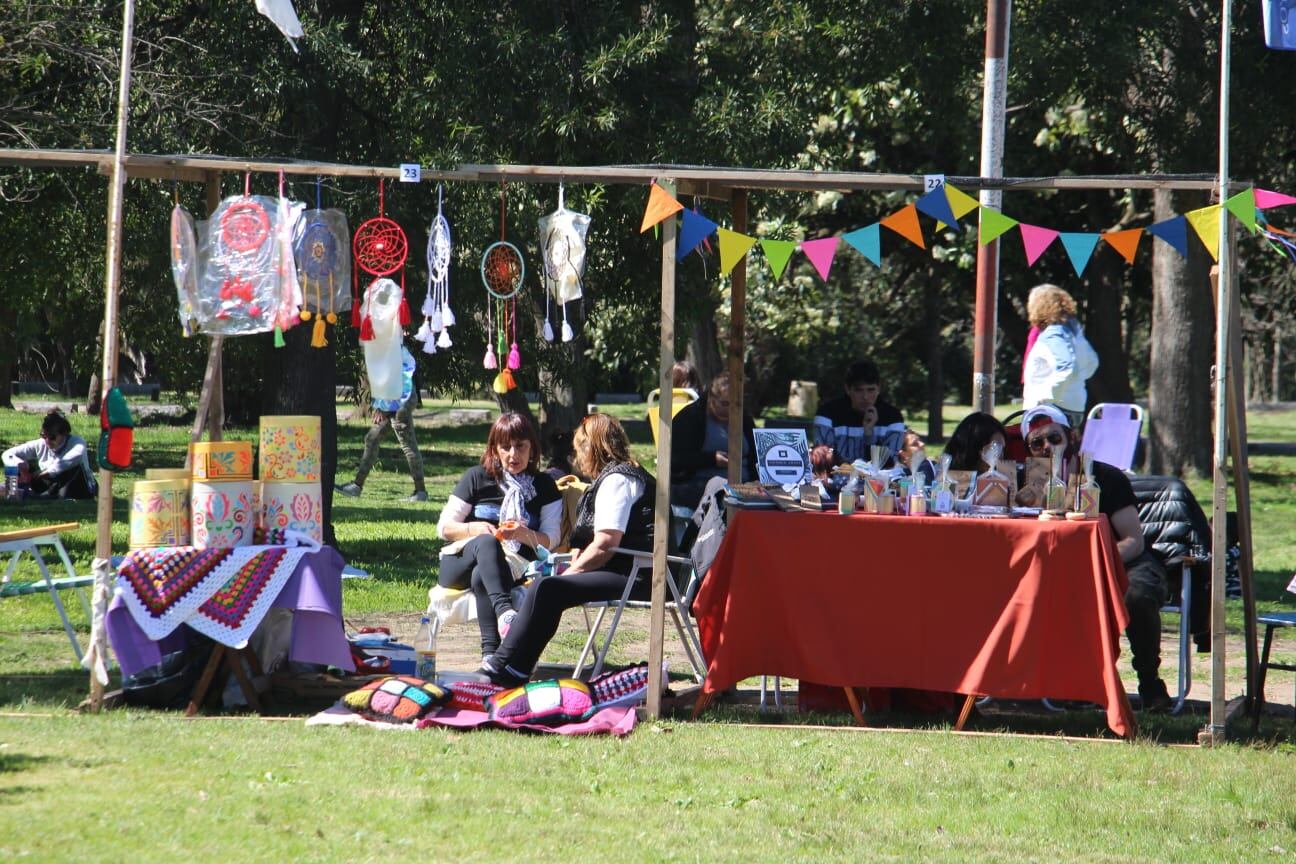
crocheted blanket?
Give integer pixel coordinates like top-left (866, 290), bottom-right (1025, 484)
top-left (116, 546), bottom-right (307, 647)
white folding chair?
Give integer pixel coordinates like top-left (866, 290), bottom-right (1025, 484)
top-left (1079, 403), bottom-right (1144, 471)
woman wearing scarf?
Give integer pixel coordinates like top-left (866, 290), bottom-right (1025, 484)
top-left (436, 413), bottom-right (561, 663)
top-left (478, 413), bottom-right (655, 687)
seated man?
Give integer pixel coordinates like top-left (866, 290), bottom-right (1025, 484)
top-left (2, 409), bottom-right (98, 500)
top-left (670, 372), bottom-right (755, 510)
top-left (1020, 404), bottom-right (1172, 711)
top-left (813, 359), bottom-right (905, 465)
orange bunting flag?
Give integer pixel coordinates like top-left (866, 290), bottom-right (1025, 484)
top-left (1101, 228), bottom-right (1143, 265)
top-left (943, 184), bottom-right (980, 220)
top-left (1185, 205), bottom-right (1221, 261)
top-left (717, 227), bottom-right (758, 276)
top-left (880, 204), bottom-right (925, 249)
top-left (639, 183), bottom-right (684, 233)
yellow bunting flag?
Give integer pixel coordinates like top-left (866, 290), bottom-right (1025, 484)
top-left (978, 207), bottom-right (1018, 246)
top-left (639, 183), bottom-right (684, 233)
top-left (1185, 205), bottom-right (1221, 261)
top-left (943, 184), bottom-right (980, 220)
top-left (717, 227), bottom-right (758, 276)
top-left (1101, 228), bottom-right (1143, 265)
top-left (880, 204), bottom-right (925, 249)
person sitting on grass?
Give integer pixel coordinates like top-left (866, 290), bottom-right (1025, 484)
top-left (1020, 403), bottom-right (1172, 712)
top-left (478, 413), bottom-right (655, 687)
top-left (2, 409), bottom-right (97, 500)
top-left (436, 412), bottom-right (562, 667)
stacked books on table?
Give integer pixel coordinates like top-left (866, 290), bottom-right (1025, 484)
top-left (724, 483), bottom-right (777, 510)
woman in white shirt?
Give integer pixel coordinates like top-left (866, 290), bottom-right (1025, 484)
top-left (1022, 284), bottom-right (1099, 424)
top-left (2, 410), bottom-right (97, 500)
top-left (478, 413), bottom-right (655, 687)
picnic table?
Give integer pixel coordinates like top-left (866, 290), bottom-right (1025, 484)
top-left (0, 522), bottom-right (92, 662)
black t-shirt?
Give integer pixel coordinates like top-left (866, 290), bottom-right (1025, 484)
top-left (451, 465), bottom-right (561, 530)
top-left (1092, 460), bottom-right (1137, 519)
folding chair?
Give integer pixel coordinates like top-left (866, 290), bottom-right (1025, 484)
top-left (1252, 611), bottom-right (1296, 732)
top-left (1080, 403), bottom-right (1144, 471)
top-left (0, 522), bottom-right (93, 663)
top-left (645, 387), bottom-right (699, 448)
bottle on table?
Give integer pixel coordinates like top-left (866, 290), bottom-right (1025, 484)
top-left (414, 615), bottom-right (437, 681)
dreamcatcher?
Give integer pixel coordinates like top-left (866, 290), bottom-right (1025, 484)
top-left (169, 194), bottom-right (200, 337)
top-left (415, 184), bottom-right (456, 355)
top-left (480, 184), bottom-right (526, 393)
top-left (352, 178), bottom-right (411, 341)
top-left (198, 174), bottom-right (279, 335)
top-left (537, 181), bottom-right (591, 343)
top-left (294, 178), bottom-right (351, 349)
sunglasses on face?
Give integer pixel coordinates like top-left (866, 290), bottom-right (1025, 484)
top-left (1027, 431), bottom-right (1067, 451)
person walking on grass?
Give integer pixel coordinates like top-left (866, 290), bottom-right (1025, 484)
top-left (337, 346), bottom-right (428, 502)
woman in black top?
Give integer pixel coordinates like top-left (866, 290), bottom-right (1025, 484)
top-left (479, 413), bottom-right (655, 686)
top-left (436, 413), bottom-right (561, 660)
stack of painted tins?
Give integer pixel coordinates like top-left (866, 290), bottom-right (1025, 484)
top-left (258, 415), bottom-right (323, 544)
top-left (129, 468), bottom-right (192, 549)
top-left (190, 441), bottom-right (256, 548)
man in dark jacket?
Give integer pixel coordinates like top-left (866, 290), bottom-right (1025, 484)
top-left (670, 372), bottom-right (756, 510)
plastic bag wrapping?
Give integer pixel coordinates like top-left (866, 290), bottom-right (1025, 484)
top-left (373, 346), bottom-right (415, 412)
top-left (170, 205), bottom-right (201, 337)
top-left (362, 278), bottom-right (405, 401)
top-left (538, 208), bottom-right (591, 304)
top-left (274, 196), bottom-right (305, 332)
top-left (198, 194), bottom-right (281, 335)
top-left (294, 208), bottom-right (352, 315)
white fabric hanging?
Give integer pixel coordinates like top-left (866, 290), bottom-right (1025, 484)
top-left (362, 278), bottom-right (405, 401)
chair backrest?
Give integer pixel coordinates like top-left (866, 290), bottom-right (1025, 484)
top-left (1080, 403), bottom-right (1144, 471)
top-left (645, 388), bottom-right (700, 446)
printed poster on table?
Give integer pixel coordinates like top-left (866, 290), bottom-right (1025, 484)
top-left (753, 428), bottom-right (812, 486)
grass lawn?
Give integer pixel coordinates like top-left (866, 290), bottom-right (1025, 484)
top-left (2, 401), bottom-right (1296, 861)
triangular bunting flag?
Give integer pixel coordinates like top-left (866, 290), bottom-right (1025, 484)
top-left (880, 204), bottom-right (925, 249)
top-left (639, 183), bottom-right (683, 233)
top-left (1224, 188), bottom-right (1258, 234)
top-left (717, 227), bottom-right (758, 276)
top-left (676, 208), bottom-right (718, 261)
top-left (1058, 233), bottom-right (1101, 277)
top-left (944, 184), bottom-right (980, 219)
top-left (759, 239), bottom-right (797, 280)
top-left (1019, 224), bottom-right (1060, 266)
top-left (978, 207), bottom-right (1018, 245)
top-left (800, 237), bottom-right (840, 282)
top-left (842, 224), bottom-right (882, 267)
top-left (1146, 216), bottom-right (1190, 258)
top-left (1101, 228), bottom-right (1143, 265)
top-left (915, 187), bottom-right (960, 232)
top-left (1255, 188), bottom-right (1296, 210)
top-left (1185, 205), bottom-right (1221, 261)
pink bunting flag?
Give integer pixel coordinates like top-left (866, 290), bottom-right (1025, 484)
top-left (1019, 223), bottom-right (1060, 267)
top-left (800, 237), bottom-right (840, 283)
top-left (1255, 189), bottom-right (1296, 210)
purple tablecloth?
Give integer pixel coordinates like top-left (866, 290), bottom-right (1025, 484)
top-left (107, 546), bottom-right (355, 678)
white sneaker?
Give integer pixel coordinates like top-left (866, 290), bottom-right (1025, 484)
top-left (336, 482), bottom-right (362, 498)
top-left (407, 490), bottom-right (428, 503)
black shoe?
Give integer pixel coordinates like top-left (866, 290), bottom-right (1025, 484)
top-left (1138, 679), bottom-right (1173, 713)
top-left (473, 665), bottom-right (528, 689)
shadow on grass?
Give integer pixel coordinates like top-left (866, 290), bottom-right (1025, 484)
top-left (0, 668), bottom-right (108, 711)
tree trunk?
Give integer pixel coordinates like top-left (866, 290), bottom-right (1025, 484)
top-left (1147, 188), bottom-right (1212, 477)
top-left (1081, 240), bottom-right (1135, 408)
top-left (261, 325), bottom-right (340, 546)
top-left (537, 300), bottom-right (588, 450)
top-left (686, 313), bottom-right (724, 387)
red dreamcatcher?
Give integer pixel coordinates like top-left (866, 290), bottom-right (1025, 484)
top-left (216, 173), bottom-right (273, 321)
top-left (352, 178), bottom-right (411, 340)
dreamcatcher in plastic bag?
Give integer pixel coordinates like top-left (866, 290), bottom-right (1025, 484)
top-left (293, 178), bottom-right (351, 349)
top-left (537, 181), bottom-right (591, 343)
top-left (170, 196), bottom-right (200, 337)
top-left (480, 183), bottom-right (525, 393)
top-left (198, 174), bottom-right (280, 335)
top-left (415, 184), bottom-right (456, 354)
top-left (352, 178), bottom-right (411, 341)
top-left (271, 170), bottom-right (304, 347)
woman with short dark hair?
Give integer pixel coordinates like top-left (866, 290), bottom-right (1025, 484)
top-left (2, 410), bottom-right (97, 500)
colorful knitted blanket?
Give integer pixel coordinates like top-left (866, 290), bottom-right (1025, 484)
top-left (116, 546), bottom-right (307, 647)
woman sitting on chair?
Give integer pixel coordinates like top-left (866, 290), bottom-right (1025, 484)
top-left (942, 412), bottom-right (1008, 472)
top-left (478, 413), bottom-right (655, 687)
top-left (436, 413), bottom-right (561, 664)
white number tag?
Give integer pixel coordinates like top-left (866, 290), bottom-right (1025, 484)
top-left (924, 174), bottom-right (946, 193)
top-left (399, 163), bottom-right (422, 183)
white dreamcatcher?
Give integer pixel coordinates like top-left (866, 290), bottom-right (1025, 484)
top-left (415, 184), bottom-right (456, 354)
top-left (537, 181), bottom-right (591, 342)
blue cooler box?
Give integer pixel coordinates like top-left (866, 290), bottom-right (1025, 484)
top-left (352, 635), bottom-right (416, 675)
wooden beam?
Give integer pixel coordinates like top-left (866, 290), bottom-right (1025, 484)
top-left (728, 190), bottom-right (747, 486)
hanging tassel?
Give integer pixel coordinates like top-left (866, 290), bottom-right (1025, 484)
top-left (561, 320), bottom-right (574, 342)
top-left (414, 320), bottom-right (431, 342)
top-left (422, 295), bottom-right (437, 317)
top-left (351, 304), bottom-right (361, 328)
top-left (441, 303), bottom-right (456, 327)
top-left (359, 314), bottom-right (375, 341)
top-left (437, 329), bottom-right (452, 349)
top-left (311, 316), bottom-right (328, 348)
top-left (483, 344), bottom-right (498, 369)
top-left (506, 342), bottom-right (521, 370)
top-left (422, 337), bottom-right (438, 355)
top-left (398, 295), bottom-right (411, 327)
top-left (273, 325), bottom-right (286, 348)
top-left (492, 371), bottom-right (509, 394)
top-left (501, 368), bottom-right (517, 391)
top-left (543, 319), bottom-right (554, 342)
top-left (428, 307), bottom-right (442, 333)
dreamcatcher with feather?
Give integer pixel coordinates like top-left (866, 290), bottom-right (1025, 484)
top-left (537, 181), bottom-right (591, 343)
top-left (414, 184), bottom-right (456, 354)
top-left (293, 178), bottom-right (351, 349)
top-left (480, 183), bottom-right (526, 393)
top-left (351, 178), bottom-right (411, 341)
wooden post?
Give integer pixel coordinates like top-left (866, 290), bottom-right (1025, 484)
top-left (727, 190), bottom-right (747, 486)
top-left (190, 171), bottom-right (224, 453)
top-left (646, 181), bottom-right (677, 720)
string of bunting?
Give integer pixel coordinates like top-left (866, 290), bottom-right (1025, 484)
top-left (640, 181), bottom-right (1296, 280)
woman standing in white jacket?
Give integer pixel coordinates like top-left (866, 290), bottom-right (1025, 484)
top-left (1022, 284), bottom-right (1099, 425)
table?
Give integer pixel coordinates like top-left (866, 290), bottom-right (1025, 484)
top-left (107, 545), bottom-right (355, 680)
top-left (0, 522), bottom-right (92, 662)
top-left (692, 510), bottom-right (1136, 737)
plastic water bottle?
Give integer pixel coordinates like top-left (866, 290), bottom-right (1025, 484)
top-left (414, 616), bottom-right (437, 681)
top-left (3, 466), bottom-right (18, 502)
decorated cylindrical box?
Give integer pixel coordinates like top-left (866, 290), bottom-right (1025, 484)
top-left (144, 468), bottom-right (191, 481)
top-left (190, 441), bottom-right (254, 482)
top-left (191, 480), bottom-right (256, 549)
top-left (259, 415), bottom-right (322, 482)
top-left (260, 481), bottom-right (324, 544)
top-left (129, 479), bottom-right (191, 549)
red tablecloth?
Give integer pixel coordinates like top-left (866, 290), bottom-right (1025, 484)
top-left (693, 510), bottom-right (1136, 737)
